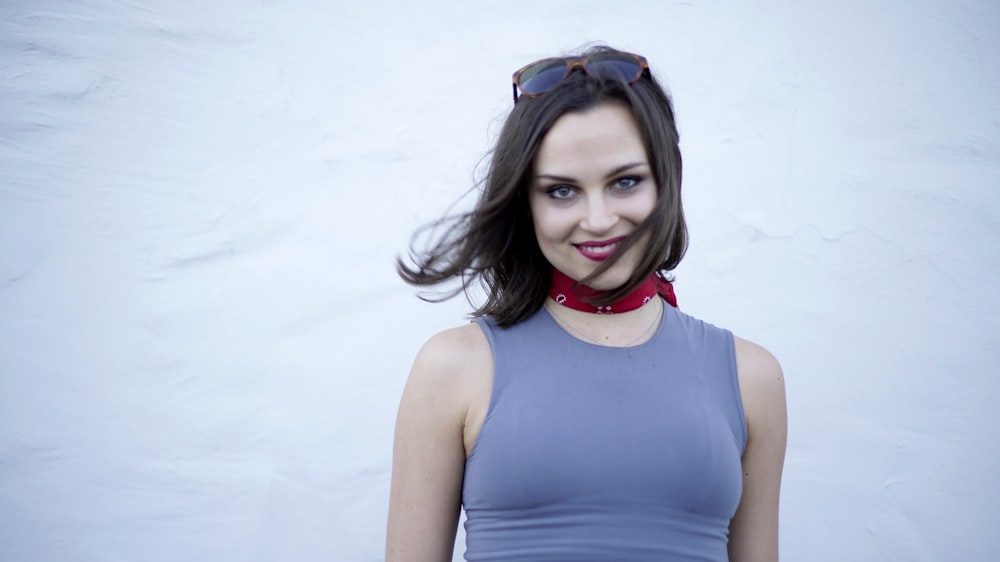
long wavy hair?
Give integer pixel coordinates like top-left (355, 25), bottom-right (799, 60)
top-left (397, 45), bottom-right (687, 327)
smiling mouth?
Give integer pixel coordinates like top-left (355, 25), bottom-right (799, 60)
top-left (574, 237), bottom-right (625, 261)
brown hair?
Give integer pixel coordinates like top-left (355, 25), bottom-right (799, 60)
top-left (397, 45), bottom-right (687, 327)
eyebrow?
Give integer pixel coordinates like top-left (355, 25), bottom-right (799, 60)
top-left (535, 162), bottom-right (648, 182)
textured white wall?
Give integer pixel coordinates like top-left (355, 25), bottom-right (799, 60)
top-left (2, 1), bottom-right (998, 561)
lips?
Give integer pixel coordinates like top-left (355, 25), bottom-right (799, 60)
top-left (573, 236), bottom-right (626, 261)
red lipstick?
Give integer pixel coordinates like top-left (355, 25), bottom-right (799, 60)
top-left (573, 236), bottom-right (625, 262)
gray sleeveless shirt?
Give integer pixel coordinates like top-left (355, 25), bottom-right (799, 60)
top-left (463, 301), bottom-right (747, 561)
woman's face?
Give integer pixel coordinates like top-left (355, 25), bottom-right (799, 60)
top-left (529, 102), bottom-right (657, 290)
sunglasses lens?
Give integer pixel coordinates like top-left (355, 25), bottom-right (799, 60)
top-left (518, 59), bottom-right (570, 96)
top-left (585, 53), bottom-right (644, 83)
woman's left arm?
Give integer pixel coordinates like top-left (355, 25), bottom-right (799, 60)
top-left (728, 337), bottom-right (788, 562)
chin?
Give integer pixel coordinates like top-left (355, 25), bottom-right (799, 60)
top-left (545, 249), bottom-right (640, 289)
top-left (577, 266), bottom-right (635, 290)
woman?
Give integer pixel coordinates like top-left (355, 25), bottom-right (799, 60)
top-left (387, 46), bottom-right (787, 561)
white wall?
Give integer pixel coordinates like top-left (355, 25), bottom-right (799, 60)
top-left (2, 1), bottom-right (998, 560)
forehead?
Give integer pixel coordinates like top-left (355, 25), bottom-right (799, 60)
top-left (534, 103), bottom-right (648, 175)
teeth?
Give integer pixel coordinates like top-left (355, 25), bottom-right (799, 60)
top-left (586, 242), bottom-right (617, 253)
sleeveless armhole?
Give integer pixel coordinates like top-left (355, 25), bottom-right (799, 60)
top-left (722, 330), bottom-right (749, 456)
top-left (466, 317), bottom-right (500, 463)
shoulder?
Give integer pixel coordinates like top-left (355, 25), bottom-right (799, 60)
top-left (405, 322), bottom-right (493, 410)
top-left (733, 337), bottom-right (782, 385)
top-left (732, 336), bottom-right (787, 440)
top-left (412, 322), bottom-right (491, 377)
top-left (664, 303), bottom-right (729, 342)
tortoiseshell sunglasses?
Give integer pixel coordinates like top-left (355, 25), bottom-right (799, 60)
top-left (511, 51), bottom-right (650, 102)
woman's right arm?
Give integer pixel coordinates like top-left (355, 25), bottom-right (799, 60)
top-left (386, 325), bottom-right (487, 562)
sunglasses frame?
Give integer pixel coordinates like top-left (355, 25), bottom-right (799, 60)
top-left (511, 51), bottom-right (650, 102)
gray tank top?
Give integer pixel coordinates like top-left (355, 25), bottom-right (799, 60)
top-left (463, 301), bottom-right (747, 561)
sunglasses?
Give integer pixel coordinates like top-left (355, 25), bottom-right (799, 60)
top-left (511, 51), bottom-right (650, 102)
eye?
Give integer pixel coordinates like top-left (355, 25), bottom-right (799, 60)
top-left (546, 185), bottom-right (576, 200)
top-left (612, 176), bottom-right (642, 191)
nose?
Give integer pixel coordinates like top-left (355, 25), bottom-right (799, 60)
top-left (580, 193), bottom-right (619, 233)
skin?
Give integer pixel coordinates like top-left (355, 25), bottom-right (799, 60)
top-left (386, 102), bottom-right (787, 562)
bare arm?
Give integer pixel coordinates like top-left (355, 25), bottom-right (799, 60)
top-left (386, 325), bottom-right (490, 562)
top-left (728, 337), bottom-right (788, 562)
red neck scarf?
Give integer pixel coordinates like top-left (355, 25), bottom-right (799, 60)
top-left (548, 268), bottom-right (678, 314)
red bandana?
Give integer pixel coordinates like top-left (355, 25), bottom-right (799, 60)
top-left (549, 268), bottom-right (678, 314)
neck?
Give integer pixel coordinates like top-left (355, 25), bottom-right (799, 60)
top-left (544, 268), bottom-right (675, 347)
top-left (547, 268), bottom-right (677, 314)
top-left (544, 292), bottom-right (664, 347)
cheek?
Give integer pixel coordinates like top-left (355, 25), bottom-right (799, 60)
top-left (530, 206), bottom-right (573, 244)
top-left (528, 195), bottom-right (552, 240)
top-left (629, 190), bottom-right (658, 222)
